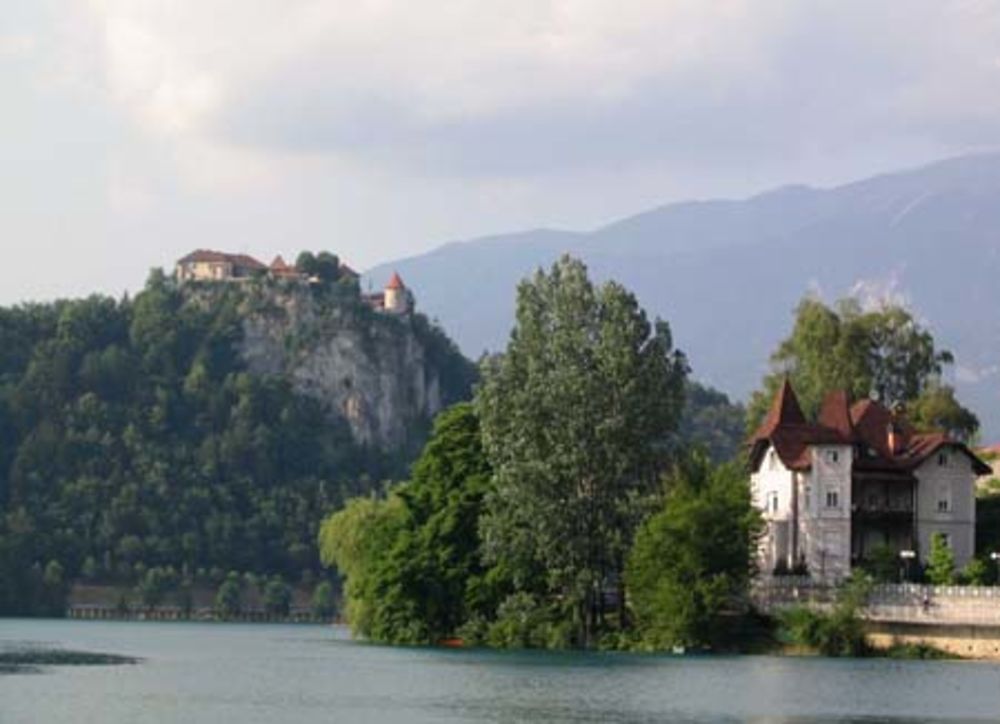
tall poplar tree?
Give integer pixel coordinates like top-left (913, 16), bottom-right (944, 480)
top-left (476, 256), bottom-right (688, 647)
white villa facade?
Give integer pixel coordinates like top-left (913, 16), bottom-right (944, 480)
top-left (749, 381), bottom-right (989, 581)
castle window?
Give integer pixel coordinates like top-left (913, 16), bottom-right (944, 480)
top-left (825, 489), bottom-right (840, 509)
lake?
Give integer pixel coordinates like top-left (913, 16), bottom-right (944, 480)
top-left (1, 619), bottom-right (998, 723)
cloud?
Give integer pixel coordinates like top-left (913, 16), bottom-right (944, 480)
top-left (87, 1), bottom-right (1000, 185)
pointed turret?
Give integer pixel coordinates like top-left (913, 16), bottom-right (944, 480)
top-left (383, 271), bottom-right (411, 313)
top-left (818, 389), bottom-right (855, 440)
top-left (753, 378), bottom-right (806, 441)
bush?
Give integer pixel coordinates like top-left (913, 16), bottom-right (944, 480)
top-left (927, 533), bottom-right (956, 585)
top-left (215, 572), bottom-right (242, 618)
top-left (776, 574), bottom-right (872, 657)
top-left (263, 577), bottom-right (292, 617)
top-left (485, 593), bottom-right (572, 650)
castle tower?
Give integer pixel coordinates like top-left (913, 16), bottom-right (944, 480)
top-left (383, 271), bottom-right (411, 314)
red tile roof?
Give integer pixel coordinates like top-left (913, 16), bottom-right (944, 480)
top-left (178, 250), bottom-right (266, 269)
top-left (749, 381), bottom-right (991, 475)
top-left (386, 271), bottom-right (405, 290)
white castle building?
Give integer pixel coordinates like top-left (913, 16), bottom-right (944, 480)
top-left (749, 381), bottom-right (990, 581)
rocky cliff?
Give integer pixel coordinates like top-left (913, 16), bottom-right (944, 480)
top-left (184, 280), bottom-right (474, 453)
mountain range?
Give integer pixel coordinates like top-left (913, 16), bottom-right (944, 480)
top-left (366, 153), bottom-right (1000, 441)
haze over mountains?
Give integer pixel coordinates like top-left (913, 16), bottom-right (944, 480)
top-left (367, 153), bottom-right (1000, 441)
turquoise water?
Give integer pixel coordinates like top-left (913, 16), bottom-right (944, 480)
top-left (1, 619), bottom-right (999, 723)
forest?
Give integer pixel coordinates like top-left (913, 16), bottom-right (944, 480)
top-left (0, 265), bottom-right (473, 615)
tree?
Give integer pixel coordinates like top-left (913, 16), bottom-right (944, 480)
top-left (926, 533), bottom-right (956, 585)
top-left (263, 576), bottom-right (292, 617)
top-left (136, 567), bottom-right (172, 609)
top-left (476, 256), bottom-right (689, 647)
top-left (908, 383), bottom-right (979, 442)
top-left (747, 298), bottom-right (973, 436)
top-left (312, 581), bottom-right (336, 619)
top-left (314, 253), bottom-right (341, 283)
top-left (215, 572), bottom-right (243, 618)
top-left (625, 458), bottom-right (762, 649)
top-left (317, 494), bottom-right (407, 637)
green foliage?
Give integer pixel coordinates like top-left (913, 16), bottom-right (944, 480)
top-left (263, 576), bottom-right (292, 616)
top-left (625, 458), bottom-right (763, 649)
top-left (215, 572), bottom-right (242, 618)
top-left (927, 533), bottom-right (956, 585)
top-left (318, 493), bottom-right (408, 637)
top-left (677, 381), bottom-right (747, 463)
top-left (957, 557), bottom-right (991, 586)
top-left (311, 581), bottom-right (336, 619)
top-left (747, 298), bottom-right (973, 437)
top-left (477, 256), bottom-right (689, 647)
top-left (318, 403), bottom-right (494, 644)
top-left (135, 566), bottom-right (174, 609)
top-left (863, 544), bottom-right (900, 583)
top-left (483, 593), bottom-right (572, 650)
top-left (0, 268), bottom-right (474, 615)
top-left (777, 575), bottom-right (872, 657)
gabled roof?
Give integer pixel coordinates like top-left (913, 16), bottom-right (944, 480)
top-left (178, 250), bottom-right (266, 269)
top-left (749, 380), bottom-right (991, 475)
top-left (270, 255), bottom-right (292, 271)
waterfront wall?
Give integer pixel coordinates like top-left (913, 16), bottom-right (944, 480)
top-left (866, 622), bottom-right (1000, 659)
top-left (753, 577), bottom-right (1000, 659)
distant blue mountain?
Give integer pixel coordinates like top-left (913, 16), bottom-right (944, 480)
top-left (366, 153), bottom-right (1000, 441)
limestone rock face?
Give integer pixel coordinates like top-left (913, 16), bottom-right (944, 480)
top-left (187, 282), bottom-right (459, 451)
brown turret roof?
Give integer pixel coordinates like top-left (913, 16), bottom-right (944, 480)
top-left (818, 389), bottom-right (855, 440)
top-left (752, 378), bottom-right (806, 440)
top-left (386, 271), bottom-right (405, 290)
top-left (270, 255), bottom-right (292, 271)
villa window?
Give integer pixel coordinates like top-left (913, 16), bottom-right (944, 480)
top-left (825, 449), bottom-right (840, 464)
top-left (768, 492), bottom-right (779, 513)
top-left (804, 485), bottom-right (812, 511)
top-left (936, 485), bottom-right (951, 513)
top-left (768, 450), bottom-right (778, 471)
top-left (825, 489), bottom-right (840, 509)
top-left (938, 452), bottom-right (949, 466)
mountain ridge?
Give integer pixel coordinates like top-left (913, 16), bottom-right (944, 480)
top-left (366, 151), bottom-right (1000, 440)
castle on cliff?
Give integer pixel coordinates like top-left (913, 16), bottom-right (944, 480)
top-left (174, 250), bottom-right (412, 315)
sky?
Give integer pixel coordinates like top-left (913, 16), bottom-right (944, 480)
top-left (3, 0), bottom-right (1000, 304)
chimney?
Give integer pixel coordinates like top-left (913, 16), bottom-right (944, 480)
top-left (887, 423), bottom-right (899, 456)
top-left (887, 405), bottom-right (905, 455)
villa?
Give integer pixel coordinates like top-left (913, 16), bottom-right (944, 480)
top-left (749, 380), bottom-right (990, 580)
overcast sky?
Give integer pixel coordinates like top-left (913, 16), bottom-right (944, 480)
top-left (3, 0), bottom-right (1000, 303)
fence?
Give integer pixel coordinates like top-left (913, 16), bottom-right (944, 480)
top-left (752, 577), bottom-right (1000, 626)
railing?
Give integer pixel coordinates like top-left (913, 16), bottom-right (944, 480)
top-left (752, 578), bottom-right (1000, 626)
top-left (851, 501), bottom-right (913, 515)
